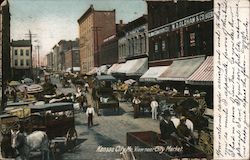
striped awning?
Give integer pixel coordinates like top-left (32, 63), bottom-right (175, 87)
top-left (186, 56), bottom-right (213, 85)
top-left (158, 56), bottom-right (205, 81)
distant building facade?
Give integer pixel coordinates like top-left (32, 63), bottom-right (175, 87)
top-left (99, 35), bottom-right (118, 66)
top-left (118, 15), bottom-right (148, 62)
top-left (65, 48), bottom-right (80, 71)
top-left (52, 45), bottom-right (59, 71)
top-left (78, 5), bottom-right (116, 74)
top-left (46, 52), bottom-right (53, 70)
top-left (11, 40), bottom-right (32, 79)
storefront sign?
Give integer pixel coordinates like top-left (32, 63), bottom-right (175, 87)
top-left (149, 10), bottom-right (213, 37)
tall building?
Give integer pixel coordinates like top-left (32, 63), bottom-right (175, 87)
top-left (78, 5), bottom-right (116, 74)
top-left (64, 39), bottom-right (80, 72)
top-left (46, 52), bottom-right (53, 71)
top-left (52, 45), bottom-right (59, 72)
top-left (11, 40), bottom-right (32, 80)
top-left (0, 0), bottom-right (11, 112)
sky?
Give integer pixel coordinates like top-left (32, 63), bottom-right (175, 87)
top-left (9, 0), bottom-right (147, 65)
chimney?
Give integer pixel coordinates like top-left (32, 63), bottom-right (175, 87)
top-left (119, 20), bottom-right (123, 25)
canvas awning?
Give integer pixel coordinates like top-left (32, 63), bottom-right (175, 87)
top-left (116, 57), bottom-right (148, 76)
top-left (96, 75), bottom-right (116, 81)
top-left (97, 65), bottom-right (108, 75)
top-left (186, 56), bottom-right (213, 85)
top-left (86, 67), bottom-right (98, 75)
top-left (107, 63), bottom-right (119, 75)
top-left (140, 66), bottom-right (169, 82)
top-left (158, 56), bottom-right (205, 81)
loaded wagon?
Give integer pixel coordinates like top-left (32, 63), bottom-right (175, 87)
top-left (26, 103), bottom-right (78, 147)
top-left (95, 75), bottom-right (119, 113)
top-left (1, 102), bottom-right (78, 158)
top-left (126, 131), bottom-right (208, 160)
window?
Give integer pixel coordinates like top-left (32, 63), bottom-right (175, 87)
top-left (154, 42), bottom-right (158, 53)
top-left (26, 60), bottom-right (29, 66)
top-left (20, 60), bottom-right (24, 66)
top-left (20, 49), bottom-right (24, 56)
top-left (14, 50), bottom-right (18, 56)
top-left (15, 60), bottom-right (18, 66)
top-left (190, 33), bottom-right (196, 47)
top-left (26, 50), bottom-right (29, 56)
top-left (162, 40), bottom-right (166, 51)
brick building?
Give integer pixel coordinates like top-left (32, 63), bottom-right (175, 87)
top-left (46, 52), bottom-right (53, 70)
top-left (146, 0), bottom-right (213, 67)
top-left (78, 5), bottom-right (116, 74)
top-left (64, 41), bottom-right (80, 72)
top-left (118, 15), bottom-right (148, 62)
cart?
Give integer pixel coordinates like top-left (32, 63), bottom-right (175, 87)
top-left (25, 102), bottom-right (78, 155)
top-left (126, 131), bottom-right (208, 160)
top-left (95, 75), bottom-right (119, 113)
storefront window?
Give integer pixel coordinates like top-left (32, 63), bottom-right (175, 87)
top-left (154, 42), bottom-right (158, 53)
top-left (162, 40), bottom-right (166, 51)
top-left (190, 32), bottom-right (196, 47)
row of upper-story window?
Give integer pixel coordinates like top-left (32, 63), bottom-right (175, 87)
top-left (118, 34), bottom-right (147, 59)
top-left (14, 59), bottom-right (30, 67)
top-left (14, 49), bottom-right (30, 56)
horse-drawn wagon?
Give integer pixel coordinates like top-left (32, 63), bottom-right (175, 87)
top-left (0, 102), bottom-right (78, 159)
top-left (95, 75), bottom-right (120, 113)
top-left (27, 102), bottom-right (78, 147)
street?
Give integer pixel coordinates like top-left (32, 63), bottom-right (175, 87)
top-left (52, 77), bottom-right (160, 160)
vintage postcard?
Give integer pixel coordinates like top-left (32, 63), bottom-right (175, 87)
top-left (0, 0), bottom-right (249, 160)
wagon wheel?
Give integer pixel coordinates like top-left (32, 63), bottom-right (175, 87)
top-left (194, 99), bottom-right (207, 116)
top-left (66, 128), bottom-right (78, 150)
top-left (198, 131), bottom-right (213, 155)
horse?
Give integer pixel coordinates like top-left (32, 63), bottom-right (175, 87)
top-left (11, 130), bottom-right (50, 160)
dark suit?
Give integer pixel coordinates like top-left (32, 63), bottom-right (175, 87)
top-left (160, 119), bottom-right (177, 140)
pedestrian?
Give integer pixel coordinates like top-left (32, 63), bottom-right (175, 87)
top-left (150, 97), bottom-right (159, 120)
top-left (184, 87), bottom-right (190, 96)
top-left (23, 87), bottom-right (28, 100)
top-left (160, 110), bottom-right (178, 144)
top-left (132, 95), bottom-right (141, 118)
top-left (86, 105), bottom-right (95, 127)
top-left (11, 87), bottom-right (18, 102)
top-left (84, 82), bottom-right (89, 93)
top-left (177, 116), bottom-right (194, 144)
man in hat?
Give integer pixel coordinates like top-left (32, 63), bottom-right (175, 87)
top-left (160, 110), bottom-right (178, 141)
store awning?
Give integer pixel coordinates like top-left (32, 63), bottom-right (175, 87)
top-left (86, 67), bottom-right (98, 75)
top-left (96, 75), bottom-right (117, 81)
top-left (140, 66), bottom-right (169, 82)
top-left (97, 65), bottom-right (108, 75)
top-left (112, 63), bottom-right (126, 75)
top-left (116, 57), bottom-right (148, 76)
top-left (186, 56), bottom-right (213, 85)
top-left (158, 56), bottom-right (205, 81)
top-left (107, 63), bottom-right (119, 75)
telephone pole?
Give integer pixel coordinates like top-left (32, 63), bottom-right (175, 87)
top-left (25, 30), bottom-right (37, 79)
